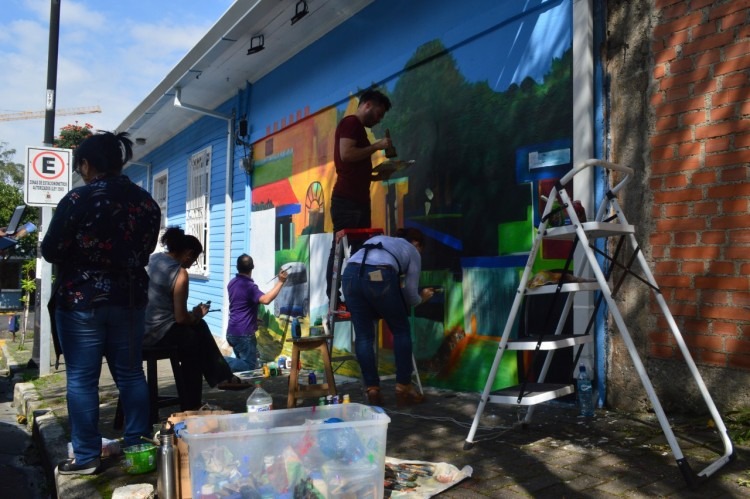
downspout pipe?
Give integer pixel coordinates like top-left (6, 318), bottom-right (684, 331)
top-left (173, 87), bottom-right (235, 336)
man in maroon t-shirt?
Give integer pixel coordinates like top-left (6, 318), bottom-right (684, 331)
top-left (326, 89), bottom-right (393, 300)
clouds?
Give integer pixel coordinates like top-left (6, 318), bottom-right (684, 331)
top-left (0, 0), bottom-right (230, 162)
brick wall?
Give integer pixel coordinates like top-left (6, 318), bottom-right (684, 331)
top-left (648, 0), bottom-right (750, 370)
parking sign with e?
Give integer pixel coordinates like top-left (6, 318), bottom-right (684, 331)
top-left (25, 146), bottom-right (73, 206)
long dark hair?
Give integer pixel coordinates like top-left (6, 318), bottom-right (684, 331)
top-left (161, 227), bottom-right (203, 255)
top-left (73, 131), bottom-right (133, 175)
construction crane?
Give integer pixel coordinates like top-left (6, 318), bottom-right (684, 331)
top-left (0, 105), bottom-right (102, 122)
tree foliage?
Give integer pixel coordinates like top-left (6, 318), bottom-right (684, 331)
top-left (0, 142), bottom-right (24, 187)
top-left (54, 122), bottom-right (93, 150)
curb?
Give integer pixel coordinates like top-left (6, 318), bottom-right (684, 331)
top-left (3, 342), bottom-right (101, 499)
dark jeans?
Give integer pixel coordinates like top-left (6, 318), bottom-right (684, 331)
top-left (224, 334), bottom-right (258, 372)
top-left (153, 319), bottom-right (233, 410)
top-left (326, 196), bottom-right (371, 299)
top-left (341, 263), bottom-right (414, 387)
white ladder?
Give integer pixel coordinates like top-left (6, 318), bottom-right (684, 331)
top-left (326, 228), bottom-right (423, 394)
top-left (464, 159), bottom-right (733, 488)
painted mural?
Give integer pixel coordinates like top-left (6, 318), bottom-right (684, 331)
top-left (247, 0), bottom-right (574, 392)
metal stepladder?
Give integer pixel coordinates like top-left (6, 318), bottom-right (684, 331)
top-left (325, 227), bottom-right (423, 394)
top-left (464, 159), bottom-right (733, 488)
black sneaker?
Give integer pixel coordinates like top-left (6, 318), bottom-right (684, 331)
top-left (57, 457), bottom-right (101, 475)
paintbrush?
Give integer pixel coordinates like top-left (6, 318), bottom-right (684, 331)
top-left (265, 265), bottom-right (291, 284)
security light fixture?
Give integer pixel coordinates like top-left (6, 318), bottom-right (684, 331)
top-left (247, 35), bottom-right (265, 55)
top-left (290, 1), bottom-right (309, 25)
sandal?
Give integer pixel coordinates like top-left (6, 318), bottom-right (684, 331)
top-left (366, 386), bottom-right (385, 407)
top-left (395, 383), bottom-right (425, 407)
top-left (217, 376), bottom-right (254, 390)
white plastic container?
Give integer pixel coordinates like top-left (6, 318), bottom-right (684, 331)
top-left (182, 403), bottom-right (389, 498)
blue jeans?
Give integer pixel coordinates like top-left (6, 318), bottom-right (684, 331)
top-left (342, 263), bottom-right (413, 387)
top-left (225, 334), bottom-right (258, 372)
top-left (56, 306), bottom-right (150, 463)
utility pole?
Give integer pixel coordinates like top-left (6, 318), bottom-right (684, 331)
top-left (33, 0), bottom-right (61, 375)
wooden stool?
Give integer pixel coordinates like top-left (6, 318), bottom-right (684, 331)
top-left (114, 344), bottom-right (184, 429)
top-left (286, 335), bottom-right (336, 408)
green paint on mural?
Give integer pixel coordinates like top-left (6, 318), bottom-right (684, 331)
top-left (253, 153), bottom-right (293, 187)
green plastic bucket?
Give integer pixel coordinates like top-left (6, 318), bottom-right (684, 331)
top-left (122, 443), bottom-right (157, 474)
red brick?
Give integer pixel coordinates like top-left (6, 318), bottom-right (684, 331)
top-left (701, 304), bottom-right (750, 321)
top-left (709, 0), bottom-right (750, 21)
top-left (712, 88), bottom-right (750, 107)
top-left (720, 10), bottom-right (750, 30)
top-left (729, 229), bottom-right (750, 243)
top-left (694, 201), bottom-right (719, 215)
top-left (656, 275), bottom-right (694, 289)
top-left (725, 40), bottom-right (750, 60)
top-left (650, 177), bottom-right (664, 190)
top-left (728, 353), bottom-right (750, 370)
top-left (683, 31), bottom-right (736, 56)
top-left (660, 67), bottom-right (711, 87)
top-left (663, 1), bottom-right (690, 21)
top-left (652, 204), bottom-right (662, 218)
top-left (651, 232), bottom-right (672, 245)
top-left (722, 72), bottom-right (750, 89)
top-left (655, 96), bottom-right (706, 117)
top-left (742, 263), bottom-right (750, 274)
top-left (693, 78), bottom-right (717, 95)
top-left (682, 319), bottom-right (708, 334)
top-left (665, 174), bottom-right (689, 188)
top-left (720, 167), bottom-right (749, 182)
top-left (670, 246), bottom-right (718, 259)
top-left (664, 204), bottom-right (689, 217)
top-left (651, 91), bottom-right (665, 106)
top-left (708, 183), bottom-right (750, 198)
top-left (693, 50), bottom-right (722, 70)
top-left (654, 64), bottom-right (667, 79)
top-left (734, 292), bottom-right (750, 308)
top-left (650, 345), bottom-right (675, 359)
top-left (681, 261), bottom-right (704, 273)
top-left (699, 351), bottom-right (728, 367)
top-left (706, 150), bottom-right (749, 167)
top-left (713, 322), bottom-right (738, 335)
top-left (702, 290), bottom-right (730, 303)
top-left (681, 110), bottom-right (707, 125)
top-left (715, 54), bottom-right (750, 76)
top-left (725, 340), bottom-right (750, 356)
top-left (727, 246), bottom-right (750, 259)
top-left (652, 145), bottom-right (675, 161)
top-left (695, 276), bottom-right (750, 291)
top-left (686, 334), bottom-right (725, 351)
top-left (654, 12), bottom-right (704, 38)
top-left (711, 214), bottom-right (750, 230)
top-left (705, 137), bottom-right (730, 153)
top-left (655, 260), bottom-right (679, 274)
top-left (702, 231), bottom-right (727, 245)
top-left (669, 57), bottom-right (695, 74)
top-left (723, 198), bottom-right (748, 213)
top-left (652, 245), bottom-right (667, 258)
top-left (674, 288), bottom-right (699, 302)
top-left (691, 20), bottom-right (718, 39)
top-left (670, 301), bottom-right (698, 317)
top-left (654, 47), bottom-right (678, 64)
top-left (690, 0), bottom-right (720, 9)
top-left (656, 116), bottom-right (679, 132)
top-left (673, 230), bottom-right (696, 244)
top-left (653, 188), bottom-right (703, 204)
top-left (735, 133), bottom-right (750, 147)
top-left (655, 0), bottom-right (686, 8)
top-left (666, 86), bottom-right (691, 102)
top-left (652, 158), bottom-right (702, 174)
top-left (695, 121), bottom-right (744, 139)
top-left (691, 170), bottom-right (716, 184)
top-left (710, 105), bottom-right (737, 122)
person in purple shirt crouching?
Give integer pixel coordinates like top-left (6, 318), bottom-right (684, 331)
top-left (224, 254), bottom-right (288, 372)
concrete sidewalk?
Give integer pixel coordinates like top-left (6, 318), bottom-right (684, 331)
top-left (9, 347), bottom-right (750, 498)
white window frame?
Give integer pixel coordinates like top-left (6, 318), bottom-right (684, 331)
top-left (152, 170), bottom-right (169, 252)
top-left (186, 146), bottom-right (211, 276)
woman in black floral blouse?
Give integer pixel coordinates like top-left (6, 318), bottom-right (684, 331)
top-left (42, 131), bottom-right (161, 475)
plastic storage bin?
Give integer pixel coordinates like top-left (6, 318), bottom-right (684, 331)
top-left (181, 403), bottom-right (390, 498)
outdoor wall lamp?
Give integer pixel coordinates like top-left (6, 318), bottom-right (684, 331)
top-left (290, 1), bottom-right (309, 25)
top-left (247, 35), bottom-right (265, 55)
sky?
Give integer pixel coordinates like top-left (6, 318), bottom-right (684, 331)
top-left (0, 0), bottom-right (234, 163)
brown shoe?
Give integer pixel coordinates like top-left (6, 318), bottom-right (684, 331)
top-left (366, 386), bottom-right (385, 406)
top-left (395, 383), bottom-right (425, 407)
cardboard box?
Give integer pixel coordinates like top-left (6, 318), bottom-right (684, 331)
top-left (182, 403), bottom-right (390, 498)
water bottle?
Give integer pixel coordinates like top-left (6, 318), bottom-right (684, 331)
top-left (156, 422), bottom-right (178, 499)
top-left (247, 381), bottom-right (273, 412)
top-left (292, 317), bottom-right (301, 339)
top-left (308, 370), bottom-right (317, 385)
top-left (577, 365), bottom-right (595, 417)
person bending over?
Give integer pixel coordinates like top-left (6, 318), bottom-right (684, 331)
top-left (341, 228), bottom-right (434, 407)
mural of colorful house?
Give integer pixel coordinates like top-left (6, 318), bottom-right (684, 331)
top-left (120, 0), bottom-right (600, 394)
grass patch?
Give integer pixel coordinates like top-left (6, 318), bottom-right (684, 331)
top-left (725, 408), bottom-right (750, 445)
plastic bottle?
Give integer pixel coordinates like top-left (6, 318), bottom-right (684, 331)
top-left (308, 370), bottom-right (317, 385)
top-left (247, 382), bottom-right (273, 412)
top-left (156, 422), bottom-right (178, 499)
top-left (292, 317), bottom-right (301, 339)
top-left (577, 365), bottom-right (595, 417)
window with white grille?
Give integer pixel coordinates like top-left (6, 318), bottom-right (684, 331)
top-left (152, 171), bottom-right (168, 253)
top-left (186, 147), bottom-right (211, 276)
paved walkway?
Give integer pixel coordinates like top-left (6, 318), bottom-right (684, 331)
top-left (8, 345), bottom-right (750, 498)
